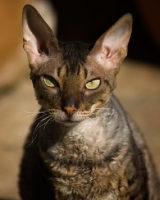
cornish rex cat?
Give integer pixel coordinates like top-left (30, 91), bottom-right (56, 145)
top-left (19, 4), bottom-right (160, 200)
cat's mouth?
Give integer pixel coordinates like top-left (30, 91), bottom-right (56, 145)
top-left (48, 109), bottom-right (92, 124)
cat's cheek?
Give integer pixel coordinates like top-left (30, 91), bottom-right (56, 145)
top-left (90, 101), bottom-right (105, 114)
top-left (51, 111), bottom-right (68, 122)
top-left (34, 91), bottom-right (60, 111)
top-left (89, 92), bottom-right (110, 114)
top-left (82, 89), bottom-right (100, 97)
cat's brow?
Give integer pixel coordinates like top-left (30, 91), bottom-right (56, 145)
top-left (83, 68), bottom-right (88, 78)
top-left (57, 63), bottom-right (88, 79)
top-left (57, 67), bottom-right (62, 77)
top-left (57, 65), bottom-right (68, 77)
top-left (74, 64), bottom-right (87, 78)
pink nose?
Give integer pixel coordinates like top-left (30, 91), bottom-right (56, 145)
top-left (63, 106), bottom-right (77, 116)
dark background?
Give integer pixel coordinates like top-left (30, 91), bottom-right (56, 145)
top-left (49, 0), bottom-right (160, 65)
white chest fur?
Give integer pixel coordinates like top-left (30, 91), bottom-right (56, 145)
top-left (38, 106), bottom-right (137, 199)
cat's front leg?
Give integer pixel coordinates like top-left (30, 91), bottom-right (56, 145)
top-left (19, 135), bottom-right (56, 200)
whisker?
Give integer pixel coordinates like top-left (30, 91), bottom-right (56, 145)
top-left (24, 110), bottom-right (46, 114)
top-left (21, 110), bottom-right (47, 121)
top-left (27, 115), bottom-right (51, 147)
top-left (23, 113), bottom-right (48, 135)
top-left (32, 115), bottom-right (50, 137)
top-left (24, 124), bottom-right (32, 135)
top-left (43, 117), bottom-right (53, 131)
top-left (22, 113), bottom-right (39, 121)
top-left (32, 113), bottom-right (48, 123)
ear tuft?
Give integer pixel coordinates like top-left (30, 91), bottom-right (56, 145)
top-left (90, 13), bottom-right (133, 71)
top-left (22, 4), bottom-right (59, 67)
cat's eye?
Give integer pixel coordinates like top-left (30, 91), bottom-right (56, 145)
top-left (85, 79), bottom-right (101, 90)
top-left (43, 76), bottom-right (56, 88)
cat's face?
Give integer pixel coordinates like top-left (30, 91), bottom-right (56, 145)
top-left (31, 42), bottom-right (112, 123)
top-left (22, 5), bottom-right (132, 124)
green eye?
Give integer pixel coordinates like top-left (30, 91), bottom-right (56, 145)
top-left (43, 76), bottom-right (55, 87)
top-left (85, 79), bottom-right (100, 90)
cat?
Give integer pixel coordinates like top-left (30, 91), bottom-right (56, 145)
top-left (19, 4), bottom-right (160, 200)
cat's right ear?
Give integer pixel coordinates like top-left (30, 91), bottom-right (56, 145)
top-left (22, 5), bottom-right (59, 69)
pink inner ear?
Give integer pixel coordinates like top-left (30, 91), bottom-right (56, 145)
top-left (101, 46), bottom-right (112, 59)
top-left (89, 14), bottom-right (132, 70)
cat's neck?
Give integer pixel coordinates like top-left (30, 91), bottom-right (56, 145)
top-left (38, 95), bottom-right (132, 164)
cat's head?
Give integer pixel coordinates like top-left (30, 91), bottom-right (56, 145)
top-left (22, 5), bottom-right (132, 124)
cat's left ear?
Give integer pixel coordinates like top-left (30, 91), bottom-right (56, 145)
top-left (22, 5), bottom-right (59, 69)
top-left (90, 14), bottom-right (132, 71)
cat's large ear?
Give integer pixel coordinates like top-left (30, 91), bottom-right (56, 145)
top-left (90, 14), bottom-right (132, 72)
top-left (22, 4), bottom-right (59, 69)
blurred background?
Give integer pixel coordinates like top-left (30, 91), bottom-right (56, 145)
top-left (0, 0), bottom-right (160, 199)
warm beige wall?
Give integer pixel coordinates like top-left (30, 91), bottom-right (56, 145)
top-left (0, 0), bottom-right (32, 91)
top-left (0, 0), bottom-right (57, 91)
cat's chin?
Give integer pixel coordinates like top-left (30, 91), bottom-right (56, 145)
top-left (55, 119), bottom-right (79, 126)
top-left (53, 114), bottom-right (86, 126)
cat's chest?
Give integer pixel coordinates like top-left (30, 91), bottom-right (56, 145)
top-left (38, 119), bottom-right (133, 199)
top-left (40, 139), bottom-right (130, 200)
top-left (47, 159), bottom-right (130, 200)
top-left (40, 118), bottom-right (110, 163)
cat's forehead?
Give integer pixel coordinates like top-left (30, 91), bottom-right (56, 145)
top-left (35, 41), bottom-right (105, 79)
top-left (58, 41), bottom-right (105, 79)
top-left (59, 41), bottom-right (92, 72)
top-left (36, 41), bottom-right (92, 75)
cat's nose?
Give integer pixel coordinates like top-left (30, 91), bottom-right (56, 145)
top-left (63, 106), bottom-right (77, 116)
top-left (61, 95), bottom-right (79, 116)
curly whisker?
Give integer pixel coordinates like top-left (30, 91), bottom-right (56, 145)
top-left (43, 117), bottom-right (53, 131)
top-left (27, 115), bottom-right (51, 147)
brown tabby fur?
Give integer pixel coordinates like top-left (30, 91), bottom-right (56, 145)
top-left (19, 4), bottom-right (160, 200)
